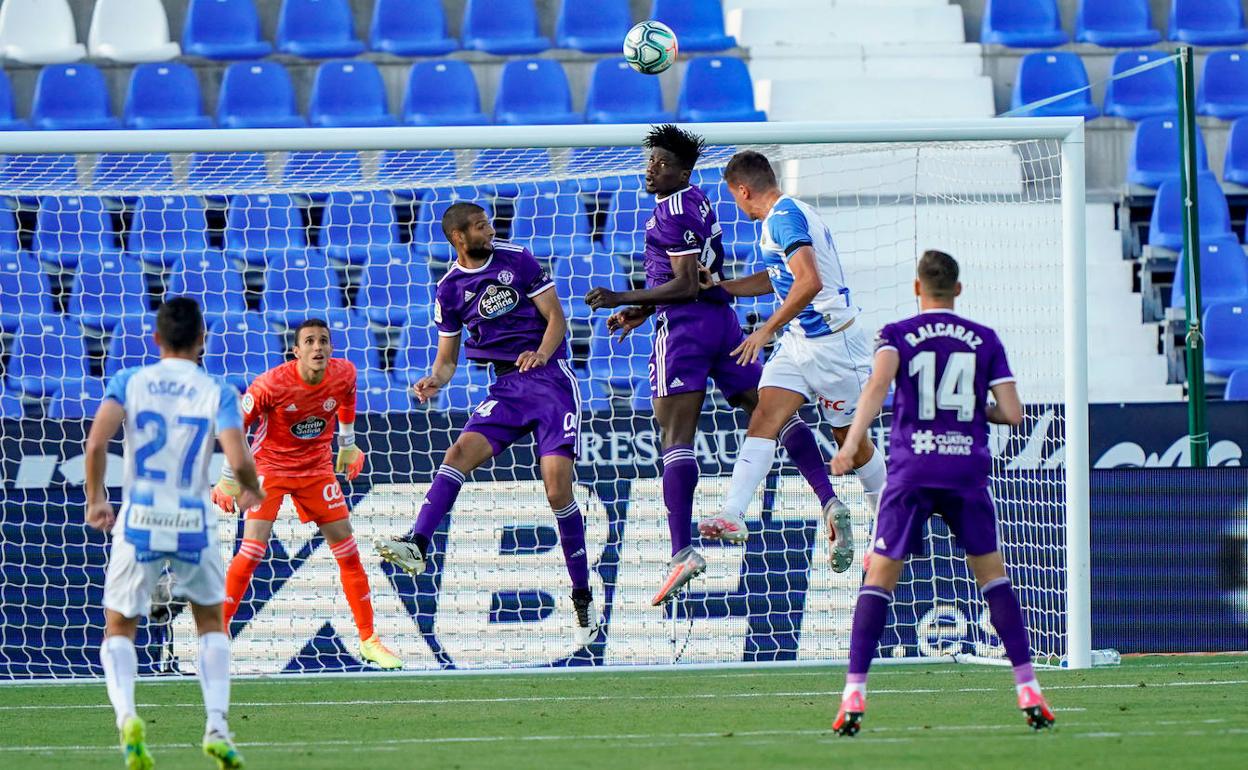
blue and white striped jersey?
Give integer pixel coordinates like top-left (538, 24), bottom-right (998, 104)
top-left (103, 358), bottom-right (242, 558)
top-left (759, 195), bottom-right (857, 338)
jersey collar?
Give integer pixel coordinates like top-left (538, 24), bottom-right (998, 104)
top-left (655, 186), bottom-right (691, 204)
top-left (452, 253), bottom-right (495, 274)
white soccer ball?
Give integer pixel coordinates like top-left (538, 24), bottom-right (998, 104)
top-left (623, 20), bottom-right (678, 75)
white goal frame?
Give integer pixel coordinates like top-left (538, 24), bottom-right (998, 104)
top-left (0, 117), bottom-right (1091, 672)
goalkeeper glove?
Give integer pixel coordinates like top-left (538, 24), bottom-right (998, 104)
top-left (212, 467), bottom-right (242, 513)
top-left (335, 445), bottom-right (365, 480)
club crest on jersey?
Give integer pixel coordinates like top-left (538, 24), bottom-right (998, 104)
top-left (497, 270), bottom-right (515, 285)
top-left (478, 284), bottom-right (520, 319)
top-left (290, 416), bottom-right (328, 440)
top-left (323, 398), bottom-right (337, 412)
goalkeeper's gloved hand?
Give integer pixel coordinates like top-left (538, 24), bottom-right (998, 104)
top-left (335, 445), bottom-right (366, 481)
top-left (212, 469), bottom-right (242, 514)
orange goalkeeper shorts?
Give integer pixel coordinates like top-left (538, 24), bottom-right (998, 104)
top-left (245, 474), bottom-right (350, 525)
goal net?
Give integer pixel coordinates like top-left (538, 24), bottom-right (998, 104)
top-left (0, 122), bottom-right (1088, 679)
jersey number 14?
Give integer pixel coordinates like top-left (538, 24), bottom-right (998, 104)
top-left (909, 351), bottom-right (976, 422)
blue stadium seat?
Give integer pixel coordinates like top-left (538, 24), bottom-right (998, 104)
top-left (439, 363), bottom-right (494, 412)
top-left (473, 148), bottom-right (552, 181)
top-left (46, 377), bottom-right (107, 419)
top-left (0, 251), bottom-right (53, 334)
top-left (494, 60), bottom-right (582, 126)
top-left (0, 391), bottom-right (22, 419)
top-left (576, 376), bottom-right (611, 413)
top-left (1076, 0), bottom-right (1161, 46)
top-left (359, 251), bottom-right (434, 326)
top-left (323, 308), bottom-right (383, 377)
top-left (218, 62), bottom-right (306, 129)
top-left (34, 196), bottom-right (118, 271)
top-left (187, 152), bottom-right (269, 192)
top-left (509, 186), bottom-right (594, 258)
top-left (1197, 50), bottom-right (1248, 121)
top-left (376, 149), bottom-right (458, 190)
top-left (1171, 236), bottom-right (1248, 310)
top-left (678, 57), bottom-right (766, 123)
top-left (1224, 118), bottom-right (1248, 186)
top-left (319, 191), bottom-right (409, 266)
top-left (370, 0), bottom-right (456, 56)
top-left (1169, 0), bottom-right (1248, 46)
top-left (554, 250), bottom-right (623, 323)
top-left (1148, 174), bottom-right (1233, 251)
top-left (276, 0), bottom-right (365, 58)
top-left (566, 146), bottom-right (645, 193)
top-left (124, 62), bottom-right (213, 129)
top-left (0, 201), bottom-right (18, 256)
top-left (1009, 52), bottom-right (1100, 120)
top-left (92, 153), bottom-right (174, 192)
top-left (31, 64), bottom-right (121, 130)
top-left (261, 250), bottom-right (347, 327)
top-left (391, 322), bottom-right (438, 385)
top-left (602, 188), bottom-right (647, 256)
top-left (204, 313), bottom-right (283, 392)
top-left (165, 251), bottom-right (248, 327)
top-left (69, 254), bottom-right (149, 332)
top-left (105, 314), bottom-right (158, 376)
top-left (1128, 117), bottom-right (1208, 189)
top-left (461, 0), bottom-right (550, 55)
top-left (357, 380), bottom-right (416, 413)
top-left (651, 0), bottom-right (735, 51)
top-left (588, 316), bottom-right (652, 390)
top-left (402, 60), bottom-right (488, 127)
top-left (0, 155), bottom-right (76, 194)
top-left (1204, 301), bottom-right (1248, 376)
top-left (282, 151), bottom-right (364, 193)
top-left (128, 195), bottom-right (211, 269)
top-left (225, 193), bottom-right (307, 268)
top-left (0, 70), bottom-right (28, 130)
top-left (1225, 368), bottom-right (1248, 400)
top-left (586, 59), bottom-right (674, 124)
top-left (5, 315), bottom-right (87, 399)
top-left (182, 0), bottom-right (272, 59)
top-left (556, 0), bottom-right (632, 53)
top-left (981, 0), bottom-right (1068, 47)
top-left (1103, 50), bottom-right (1177, 121)
top-left (309, 60), bottom-right (396, 128)
top-left (413, 187), bottom-right (490, 264)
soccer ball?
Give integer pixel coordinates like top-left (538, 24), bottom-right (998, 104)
top-left (623, 20), bottom-right (678, 75)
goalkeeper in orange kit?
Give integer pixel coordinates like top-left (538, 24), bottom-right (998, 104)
top-left (212, 318), bottom-right (402, 670)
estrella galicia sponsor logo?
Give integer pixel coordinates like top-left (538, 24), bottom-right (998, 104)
top-left (290, 416), bottom-right (328, 440)
top-left (478, 284), bottom-right (520, 319)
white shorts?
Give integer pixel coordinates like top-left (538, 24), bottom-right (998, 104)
top-left (103, 537), bottom-right (226, 619)
top-left (759, 324), bottom-right (873, 428)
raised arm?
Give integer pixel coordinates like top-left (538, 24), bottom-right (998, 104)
top-left (831, 348), bottom-right (899, 475)
top-left (516, 287), bottom-right (568, 372)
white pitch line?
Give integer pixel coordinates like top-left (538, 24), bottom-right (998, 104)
top-left (2, 679), bottom-right (1245, 713)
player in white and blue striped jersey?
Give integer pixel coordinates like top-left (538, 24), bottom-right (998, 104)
top-left (698, 152), bottom-right (886, 571)
top-left (85, 297), bottom-right (264, 770)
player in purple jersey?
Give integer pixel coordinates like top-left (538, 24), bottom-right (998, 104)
top-left (374, 202), bottom-right (600, 646)
top-left (828, 250), bottom-right (1055, 736)
top-left (586, 125), bottom-right (843, 606)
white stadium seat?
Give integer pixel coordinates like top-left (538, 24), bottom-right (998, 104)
top-left (88, 0), bottom-right (181, 62)
top-left (0, 0), bottom-right (85, 64)
top-left (727, 4), bottom-right (967, 47)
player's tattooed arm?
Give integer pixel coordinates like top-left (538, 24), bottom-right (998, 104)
top-left (516, 287), bottom-right (567, 372)
top-left (413, 333), bottom-right (461, 403)
top-left (587, 253), bottom-right (700, 310)
top-left (831, 348), bottom-right (899, 476)
top-left (84, 399), bottom-right (126, 532)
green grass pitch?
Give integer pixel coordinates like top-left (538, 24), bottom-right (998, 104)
top-left (1, 655), bottom-right (1244, 769)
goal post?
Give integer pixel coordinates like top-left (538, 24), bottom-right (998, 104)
top-left (0, 118), bottom-right (1091, 679)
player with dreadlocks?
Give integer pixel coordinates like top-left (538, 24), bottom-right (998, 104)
top-left (587, 125), bottom-right (848, 605)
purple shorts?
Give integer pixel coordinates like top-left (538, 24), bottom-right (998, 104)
top-left (463, 359), bottom-right (580, 459)
top-left (650, 302), bottom-right (762, 400)
top-left (872, 484), bottom-right (999, 561)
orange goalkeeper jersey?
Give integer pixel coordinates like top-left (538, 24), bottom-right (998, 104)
top-left (242, 359), bottom-right (357, 477)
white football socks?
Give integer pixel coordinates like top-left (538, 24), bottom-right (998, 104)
top-left (854, 451), bottom-right (887, 510)
top-left (197, 632), bottom-right (232, 735)
top-left (721, 437), bottom-right (778, 518)
top-left (100, 635), bottom-right (138, 729)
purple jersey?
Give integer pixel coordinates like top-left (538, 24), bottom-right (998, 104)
top-left (878, 310), bottom-right (1014, 489)
top-left (644, 185), bottom-right (731, 308)
top-left (435, 241), bottom-right (567, 365)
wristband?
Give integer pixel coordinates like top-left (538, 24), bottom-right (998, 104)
top-left (338, 423), bottom-right (356, 449)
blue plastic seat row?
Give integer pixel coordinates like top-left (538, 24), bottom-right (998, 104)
top-left (182, 0), bottom-right (735, 60)
top-left (1011, 50), bottom-right (1178, 122)
top-left (1, 55), bottom-right (762, 132)
top-left (984, 0), bottom-right (1248, 48)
